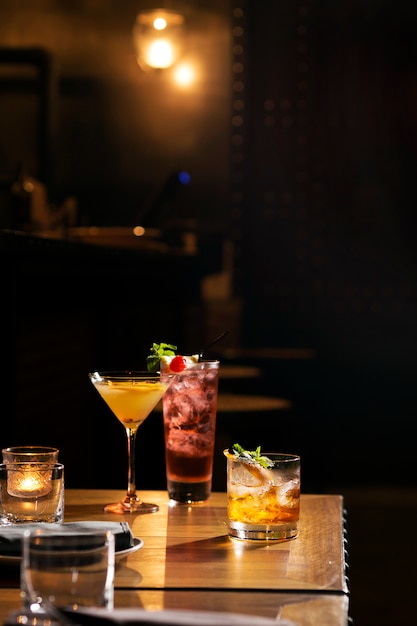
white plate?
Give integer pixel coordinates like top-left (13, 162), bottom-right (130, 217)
top-left (115, 537), bottom-right (144, 560)
top-left (0, 537), bottom-right (144, 566)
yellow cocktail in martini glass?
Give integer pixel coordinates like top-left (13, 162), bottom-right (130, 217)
top-left (89, 370), bottom-right (172, 513)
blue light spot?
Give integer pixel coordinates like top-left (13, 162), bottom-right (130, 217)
top-left (177, 171), bottom-right (191, 185)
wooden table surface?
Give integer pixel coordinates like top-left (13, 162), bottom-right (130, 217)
top-left (0, 490), bottom-right (350, 625)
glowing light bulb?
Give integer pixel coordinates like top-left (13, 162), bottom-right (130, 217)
top-left (147, 39), bottom-right (174, 69)
top-left (133, 10), bottom-right (185, 70)
top-left (153, 17), bottom-right (167, 30)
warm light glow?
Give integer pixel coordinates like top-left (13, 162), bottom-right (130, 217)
top-left (133, 225), bottom-right (145, 237)
top-left (133, 10), bottom-right (185, 70)
top-left (173, 63), bottom-right (195, 87)
top-left (153, 17), bottom-right (167, 31)
top-left (7, 466), bottom-right (52, 498)
top-left (147, 39), bottom-right (174, 69)
top-left (17, 475), bottom-right (41, 493)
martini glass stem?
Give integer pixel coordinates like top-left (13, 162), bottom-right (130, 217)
top-left (126, 427), bottom-right (138, 500)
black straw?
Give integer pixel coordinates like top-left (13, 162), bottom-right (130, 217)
top-left (199, 330), bottom-right (230, 360)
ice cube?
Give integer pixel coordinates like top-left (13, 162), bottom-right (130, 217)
top-left (276, 479), bottom-right (300, 508)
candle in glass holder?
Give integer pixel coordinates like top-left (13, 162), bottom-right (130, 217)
top-left (2, 446), bottom-right (59, 465)
top-left (0, 462), bottom-right (64, 524)
top-left (7, 465), bottom-right (53, 498)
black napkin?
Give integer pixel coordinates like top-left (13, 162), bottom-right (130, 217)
top-left (0, 521), bottom-right (134, 557)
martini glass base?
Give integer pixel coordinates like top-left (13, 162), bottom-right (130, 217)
top-left (104, 496), bottom-right (159, 514)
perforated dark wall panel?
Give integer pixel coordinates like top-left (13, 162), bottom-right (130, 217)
top-left (230, 0), bottom-right (417, 365)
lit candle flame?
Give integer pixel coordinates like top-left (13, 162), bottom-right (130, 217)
top-left (7, 466), bottom-right (53, 499)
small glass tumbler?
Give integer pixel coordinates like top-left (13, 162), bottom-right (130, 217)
top-left (21, 528), bottom-right (115, 612)
top-left (161, 360), bottom-right (220, 503)
top-left (0, 462), bottom-right (64, 524)
top-left (225, 451), bottom-right (301, 541)
top-left (2, 446), bottom-right (59, 465)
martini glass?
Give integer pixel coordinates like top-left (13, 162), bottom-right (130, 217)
top-left (89, 370), bottom-right (172, 513)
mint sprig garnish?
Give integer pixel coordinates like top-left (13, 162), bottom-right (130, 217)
top-left (231, 443), bottom-right (273, 468)
top-left (146, 342), bottom-right (177, 373)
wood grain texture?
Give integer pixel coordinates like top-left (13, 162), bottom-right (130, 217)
top-left (61, 491), bottom-right (348, 592)
top-left (0, 490), bottom-right (349, 625)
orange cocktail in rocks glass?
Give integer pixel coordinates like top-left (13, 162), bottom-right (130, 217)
top-left (224, 444), bottom-right (300, 541)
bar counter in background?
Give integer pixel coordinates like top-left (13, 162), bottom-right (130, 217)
top-left (0, 228), bottom-right (201, 489)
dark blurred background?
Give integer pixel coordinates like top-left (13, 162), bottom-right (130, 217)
top-left (1, 2), bottom-right (416, 623)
